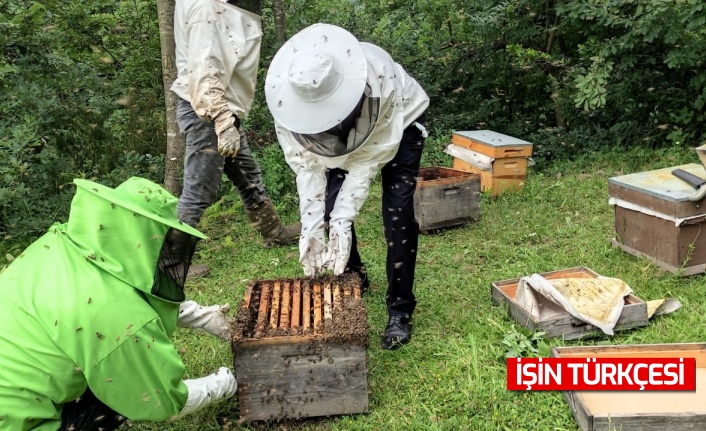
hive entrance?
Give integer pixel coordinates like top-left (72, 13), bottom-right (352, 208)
top-left (232, 273), bottom-right (367, 344)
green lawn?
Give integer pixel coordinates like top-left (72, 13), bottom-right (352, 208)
top-left (128, 145), bottom-right (706, 431)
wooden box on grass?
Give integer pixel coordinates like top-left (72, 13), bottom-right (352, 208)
top-left (490, 267), bottom-right (649, 340)
top-left (452, 157), bottom-right (527, 195)
top-left (231, 275), bottom-right (368, 422)
top-left (413, 166), bottom-right (481, 232)
top-left (452, 130), bottom-right (533, 158)
top-left (609, 163), bottom-right (706, 276)
top-left (451, 130), bottom-right (532, 195)
top-left (551, 343), bottom-right (706, 431)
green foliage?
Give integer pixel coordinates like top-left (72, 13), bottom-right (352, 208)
top-left (500, 326), bottom-right (550, 359)
top-left (0, 0), bottom-right (165, 243)
top-left (3, 0), bottom-right (706, 248)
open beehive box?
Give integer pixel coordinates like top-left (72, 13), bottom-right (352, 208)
top-left (231, 273), bottom-right (368, 422)
top-left (490, 267), bottom-right (649, 340)
top-left (552, 343), bottom-right (706, 430)
top-left (413, 166), bottom-right (481, 232)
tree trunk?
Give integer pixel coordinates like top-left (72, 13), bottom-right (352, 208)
top-left (273, 0), bottom-right (287, 44)
top-left (157, 0), bottom-right (183, 196)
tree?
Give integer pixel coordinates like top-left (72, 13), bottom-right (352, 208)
top-left (273, 0), bottom-right (286, 44)
top-left (156, 0), bottom-right (183, 195)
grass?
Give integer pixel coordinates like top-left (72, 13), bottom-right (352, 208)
top-left (120, 144), bottom-right (706, 430)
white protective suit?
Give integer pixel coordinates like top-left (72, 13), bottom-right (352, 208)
top-left (275, 43), bottom-right (429, 274)
top-left (171, 0), bottom-right (262, 128)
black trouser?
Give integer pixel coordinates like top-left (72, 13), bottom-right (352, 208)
top-left (60, 388), bottom-right (126, 431)
top-left (325, 117), bottom-right (425, 317)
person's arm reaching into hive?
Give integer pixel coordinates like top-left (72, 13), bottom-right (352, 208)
top-left (177, 300), bottom-right (232, 341)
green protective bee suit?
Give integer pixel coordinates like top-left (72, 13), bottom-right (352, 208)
top-left (0, 177), bottom-right (208, 430)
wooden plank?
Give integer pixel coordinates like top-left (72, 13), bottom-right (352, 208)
top-left (343, 283), bottom-right (352, 298)
top-left (241, 281), bottom-right (255, 309)
top-left (451, 132), bottom-right (532, 158)
top-left (333, 282), bottom-right (343, 312)
top-left (609, 181), bottom-right (706, 219)
top-left (270, 281), bottom-right (282, 330)
top-left (280, 281), bottom-right (291, 329)
top-left (303, 282), bottom-right (311, 331)
top-left (612, 239), bottom-right (706, 276)
top-left (453, 158), bottom-right (525, 196)
top-left (553, 343), bottom-right (706, 368)
top-left (234, 342), bottom-right (369, 421)
top-left (291, 280), bottom-right (301, 330)
top-left (324, 282), bottom-right (333, 321)
top-left (551, 344), bottom-right (706, 430)
top-left (254, 283), bottom-right (270, 338)
top-left (353, 285), bottom-right (361, 300)
top-left (313, 282), bottom-right (322, 334)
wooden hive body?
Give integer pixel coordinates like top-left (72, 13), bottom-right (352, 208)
top-left (552, 343), bottom-right (706, 430)
top-left (490, 267), bottom-right (649, 340)
top-left (413, 166), bottom-right (481, 232)
top-left (451, 130), bottom-right (533, 195)
top-left (231, 275), bottom-right (368, 421)
top-left (609, 163), bottom-right (706, 275)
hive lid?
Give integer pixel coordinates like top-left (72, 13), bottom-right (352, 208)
top-left (609, 163), bottom-right (706, 203)
top-left (452, 130), bottom-right (532, 148)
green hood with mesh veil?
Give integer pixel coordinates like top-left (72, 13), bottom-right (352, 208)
top-left (66, 177), bottom-right (206, 330)
top-left (0, 177), bottom-right (208, 429)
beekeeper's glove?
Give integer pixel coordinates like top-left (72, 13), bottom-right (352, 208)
top-left (300, 233), bottom-right (327, 277)
top-left (171, 367), bottom-right (237, 419)
top-left (177, 300), bottom-right (232, 341)
top-left (325, 226), bottom-right (352, 275)
top-left (214, 112), bottom-right (240, 158)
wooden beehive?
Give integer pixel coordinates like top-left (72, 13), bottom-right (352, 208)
top-left (552, 343), bottom-right (706, 431)
top-left (413, 166), bottom-right (481, 232)
top-left (610, 163), bottom-right (706, 275)
top-left (451, 130), bottom-right (532, 195)
top-left (490, 267), bottom-right (649, 340)
top-left (231, 274), bottom-right (368, 422)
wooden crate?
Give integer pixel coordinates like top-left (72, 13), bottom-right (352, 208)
top-left (453, 157), bottom-right (526, 195)
top-left (451, 130), bottom-right (533, 158)
top-left (551, 343), bottom-right (706, 431)
top-left (231, 275), bottom-right (368, 421)
top-left (413, 166), bottom-right (481, 232)
top-left (490, 267), bottom-right (649, 340)
top-left (610, 163), bottom-right (706, 275)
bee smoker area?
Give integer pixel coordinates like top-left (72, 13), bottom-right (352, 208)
top-left (231, 273), bottom-right (369, 422)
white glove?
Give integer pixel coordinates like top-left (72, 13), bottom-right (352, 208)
top-left (172, 367), bottom-right (237, 419)
top-left (325, 227), bottom-right (352, 275)
top-left (214, 112), bottom-right (240, 158)
top-left (177, 300), bottom-right (232, 341)
top-left (300, 233), bottom-right (327, 277)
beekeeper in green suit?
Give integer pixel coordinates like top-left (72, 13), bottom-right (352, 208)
top-left (0, 177), bottom-right (237, 430)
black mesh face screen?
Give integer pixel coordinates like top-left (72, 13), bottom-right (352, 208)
top-left (152, 228), bottom-right (198, 302)
top-left (292, 86), bottom-right (380, 158)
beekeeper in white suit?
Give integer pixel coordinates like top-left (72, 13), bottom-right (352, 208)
top-left (265, 23), bottom-right (430, 350)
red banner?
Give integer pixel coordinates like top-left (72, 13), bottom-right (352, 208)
top-left (506, 357), bottom-right (696, 391)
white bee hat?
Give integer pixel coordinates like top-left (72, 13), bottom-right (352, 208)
top-left (265, 23), bottom-right (368, 134)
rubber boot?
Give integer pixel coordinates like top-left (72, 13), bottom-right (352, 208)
top-left (247, 199), bottom-right (301, 248)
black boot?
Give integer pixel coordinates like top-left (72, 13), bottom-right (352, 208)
top-left (381, 315), bottom-right (412, 350)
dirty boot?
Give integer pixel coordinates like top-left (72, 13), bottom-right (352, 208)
top-left (246, 199), bottom-right (301, 248)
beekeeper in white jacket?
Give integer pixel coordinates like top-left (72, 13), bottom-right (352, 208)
top-left (265, 23), bottom-right (430, 350)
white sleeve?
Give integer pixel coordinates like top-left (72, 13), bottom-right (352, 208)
top-left (276, 123), bottom-right (328, 240)
top-left (183, 8), bottom-right (232, 124)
